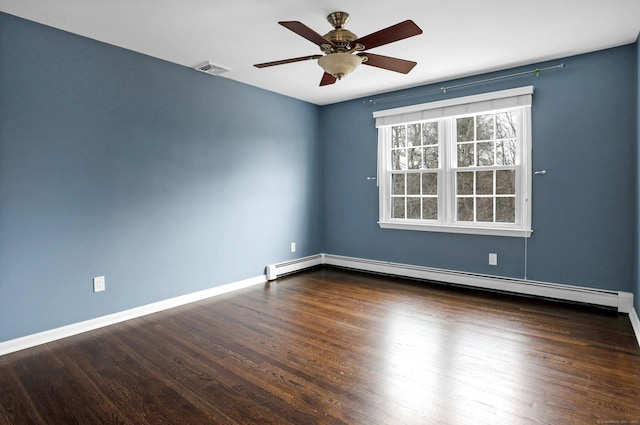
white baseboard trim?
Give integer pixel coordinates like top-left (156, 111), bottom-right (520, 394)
top-left (4, 254), bottom-right (638, 356)
top-left (0, 274), bottom-right (267, 357)
top-left (630, 307), bottom-right (640, 348)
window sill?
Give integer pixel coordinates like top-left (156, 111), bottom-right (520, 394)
top-left (378, 221), bottom-right (532, 238)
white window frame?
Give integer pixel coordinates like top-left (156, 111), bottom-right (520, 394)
top-left (374, 86), bottom-right (533, 238)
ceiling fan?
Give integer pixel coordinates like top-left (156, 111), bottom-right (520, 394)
top-left (254, 12), bottom-right (423, 86)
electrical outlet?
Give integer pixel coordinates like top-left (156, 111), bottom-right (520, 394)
top-left (93, 276), bottom-right (105, 293)
top-left (489, 253), bottom-right (498, 266)
top-left (291, 242), bottom-right (296, 253)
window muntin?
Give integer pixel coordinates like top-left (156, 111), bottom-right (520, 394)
top-left (375, 87), bottom-right (532, 238)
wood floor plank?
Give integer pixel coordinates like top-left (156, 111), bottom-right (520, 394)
top-left (1, 267), bottom-right (639, 424)
top-left (0, 366), bottom-right (47, 425)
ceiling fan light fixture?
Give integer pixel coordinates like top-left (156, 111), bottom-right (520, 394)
top-left (318, 53), bottom-right (363, 79)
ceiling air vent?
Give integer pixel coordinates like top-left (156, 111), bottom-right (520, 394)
top-left (193, 61), bottom-right (231, 76)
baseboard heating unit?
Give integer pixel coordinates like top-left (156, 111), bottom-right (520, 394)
top-left (266, 253), bottom-right (634, 314)
top-left (266, 254), bottom-right (325, 280)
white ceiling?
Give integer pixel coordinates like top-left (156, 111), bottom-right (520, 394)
top-left (1, 0), bottom-right (639, 105)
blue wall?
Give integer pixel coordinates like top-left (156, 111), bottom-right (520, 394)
top-left (1, 12), bottom-right (638, 344)
top-left (322, 45), bottom-right (637, 292)
top-left (0, 13), bottom-right (323, 342)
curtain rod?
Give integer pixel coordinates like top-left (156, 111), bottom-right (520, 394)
top-left (365, 63), bottom-right (565, 105)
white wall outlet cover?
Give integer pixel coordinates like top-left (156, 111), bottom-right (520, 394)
top-left (291, 242), bottom-right (296, 253)
top-left (489, 253), bottom-right (498, 266)
top-left (93, 276), bottom-right (105, 292)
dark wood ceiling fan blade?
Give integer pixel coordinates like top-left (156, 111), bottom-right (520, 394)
top-left (254, 55), bottom-right (323, 68)
top-left (279, 21), bottom-right (336, 47)
top-left (358, 52), bottom-right (417, 74)
top-left (320, 72), bottom-right (337, 86)
top-left (352, 20), bottom-right (422, 50)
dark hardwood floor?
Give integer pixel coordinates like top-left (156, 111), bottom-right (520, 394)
top-left (1, 267), bottom-right (639, 424)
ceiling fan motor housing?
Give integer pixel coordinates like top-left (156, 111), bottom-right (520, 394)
top-left (323, 12), bottom-right (359, 53)
top-left (323, 28), bottom-right (357, 49)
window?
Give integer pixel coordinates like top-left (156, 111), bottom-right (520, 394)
top-left (374, 86), bottom-right (533, 237)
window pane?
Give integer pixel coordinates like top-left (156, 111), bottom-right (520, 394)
top-left (407, 124), bottom-right (421, 147)
top-left (496, 139), bottom-right (516, 166)
top-left (457, 143), bottom-right (474, 167)
top-left (392, 174), bottom-right (405, 195)
top-left (457, 198), bottom-right (474, 221)
top-left (476, 114), bottom-right (494, 141)
top-left (422, 122), bottom-right (438, 145)
top-left (476, 170), bottom-right (494, 195)
top-left (392, 197), bottom-right (405, 218)
top-left (496, 111), bottom-right (516, 139)
top-left (392, 149), bottom-right (407, 170)
top-left (477, 142), bottom-right (495, 166)
top-left (407, 174), bottom-right (421, 195)
top-left (392, 125), bottom-right (406, 148)
top-left (476, 197), bottom-right (494, 222)
top-left (423, 146), bottom-right (438, 169)
top-left (457, 172), bottom-right (474, 195)
top-left (423, 198), bottom-right (438, 220)
top-left (407, 197), bottom-right (421, 219)
top-left (408, 148), bottom-right (422, 169)
top-left (496, 197), bottom-right (515, 223)
top-left (457, 117), bottom-right (474, 142)
top-left (383, 104), bottom-right (527, 232)
top-left (422, 173), bottom-right (437, 195)
top-left (496, 170), bottom-right (516, 195)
